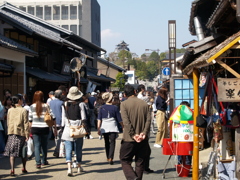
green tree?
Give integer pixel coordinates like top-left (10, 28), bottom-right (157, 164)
top-left (146, 60), bottom-right (158, 80)
top-left (149, 51), bottom-right (160, 61)
top-left (116, 50), bottom-right (132, 66)
top-left (111, 72), bottom-right (126, 90)
top-left (141, 54), bottom-right (147, 62)
top-left (160, 52), bottom-right (167, 60)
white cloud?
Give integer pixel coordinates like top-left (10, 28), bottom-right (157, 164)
top-left (101, 29), bottom-right (121, 40)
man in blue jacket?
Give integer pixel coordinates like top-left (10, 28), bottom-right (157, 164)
top-left (50, 90), bottom-right (64, 157)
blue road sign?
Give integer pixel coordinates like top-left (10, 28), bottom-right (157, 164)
top-left (162, 67), bottom-right (170, 76)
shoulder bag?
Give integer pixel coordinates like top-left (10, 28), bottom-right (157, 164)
top-left (44, 105), bottom-right (54, 127)
top-left (65, 103), bottom-right (87, 138)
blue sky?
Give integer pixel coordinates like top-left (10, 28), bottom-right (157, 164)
top-left (98, 0), bottom-right (195, 57)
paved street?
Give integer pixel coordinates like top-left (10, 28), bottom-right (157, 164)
top-left (0, 130), bottom-right (192, 180)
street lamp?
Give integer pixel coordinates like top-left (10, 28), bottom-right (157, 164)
top-left (168, 20), bottom-right (176, 117)
top-left (168, 20), bottom-right (176, 75)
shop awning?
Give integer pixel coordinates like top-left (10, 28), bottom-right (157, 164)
top-left (89, 80), bottom-right (101, 86)
top-left (183, 31), bottom-right (240, 75)
top-left (0, 62), bottom-right (14, 77)
top-left (53, 72), bottom-right (88, 84)
top-left (26, 67), bottom-right (70, 83)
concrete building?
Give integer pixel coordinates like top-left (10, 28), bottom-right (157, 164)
top-left (0, 0), bottom-right (101, 46)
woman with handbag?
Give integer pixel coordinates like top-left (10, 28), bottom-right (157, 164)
top-left (61, 86), bottom-right (87, 176)
top-left (97, 92), bottom-right (123, 165)
top-left (29, 91), bottom-right (56, 169)
top-left (3, 94), bottom-right (29, 176)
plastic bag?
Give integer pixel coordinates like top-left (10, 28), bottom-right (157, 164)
top-left (27, 137), bottom-right (34, 157)
top-left (59, 141), bottom-right (65, 157)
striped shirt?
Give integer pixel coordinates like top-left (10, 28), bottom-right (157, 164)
top-left (29, 103), bottom-right (55, 134)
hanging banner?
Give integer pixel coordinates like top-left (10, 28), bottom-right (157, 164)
top-left (172, 123), bottom-right (193, 142)
top-left (218, 78), bottom-right (240, 102)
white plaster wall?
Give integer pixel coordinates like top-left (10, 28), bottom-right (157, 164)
top-left (0, 47), bottom-right (25, 64)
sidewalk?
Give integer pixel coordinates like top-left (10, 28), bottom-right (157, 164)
top-left (0, 130), bottom-right (193, 180)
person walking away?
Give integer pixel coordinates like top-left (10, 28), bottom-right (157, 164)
top-left (29, 91), bottom-right (57, 168)
top-left (94, 93), bottom-right (104, 139)
top-left (3, 96), bottom-right (12, 141)
top-left (97, 92), bottom-right (123, 165)
top-left (46, 91), bottom-right (55, 106)
top-left (149, 91), bottom-right (156, 134)
top-left (120, 84), bottom-right (151, 180)
top-left (49, 90), bottom-right (64, 158)
top-left (3, 94), bottom-right (29, 176)
top-left (79, 96), bottom-right (91, 139)
top-left (58, 85), bottom-right (68, 101)
top-left (61, 86), bottom-right (86, 176)
top-left (136, 85), bottom-right (154, 174)
top-left (153, 88), bottom-right (168, 148)
top-left (88, 92), bottom-right (97, 131)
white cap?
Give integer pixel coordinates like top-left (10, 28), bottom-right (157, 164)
top-left (91, 92), bottom-right (97, 96)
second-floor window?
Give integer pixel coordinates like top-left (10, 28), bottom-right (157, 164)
top-left (36, 6), bottom-right (43, 19)
top-left (45, 6), bottom-right (51, 20)
top-left (62, 5), bottom-right (68, 20)
top-left (53, 6), bottom-right (60, 20)
top-left (28, 6), bottom-right (34, 15)
top-left (70, 5), bottom-right (77, 20)
top-left (62, 25), bottom-right (69, 30)
top-left (70, 25), bottom-right (77, 34)
top-left (19, 6), bottom-right (26, 12)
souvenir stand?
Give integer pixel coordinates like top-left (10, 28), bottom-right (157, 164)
top-left (199, 76), bottom-right (239, 179)
top-left (162, 105), bottom-right (194, 178)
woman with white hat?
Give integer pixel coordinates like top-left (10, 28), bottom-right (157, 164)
top-left (61, 86), bottom-right (87, 176)
top-left (97, 92), bottom-right (123, 165)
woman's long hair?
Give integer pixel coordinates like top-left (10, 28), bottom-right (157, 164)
top-left (158, 88), bottom-right (168, 100)
top-left (32, 91), bottom-right (44, 117)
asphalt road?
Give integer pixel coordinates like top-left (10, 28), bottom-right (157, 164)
top-left (0, 130), bottom-right (192, 180)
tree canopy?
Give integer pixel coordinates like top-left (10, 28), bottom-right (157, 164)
top-left (111, 72), bottom-right (126, 90)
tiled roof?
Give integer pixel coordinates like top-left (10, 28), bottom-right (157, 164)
top-left (0, 34), bottom-right (37, 55)
top-left (97, 57), bottom-right (125, 71)
top-left (0, 4), bottom-right (82, 50)
top-left (26, 67), bottom-right (70, 83)
top-left (0, 2), bottom-right (106, 53)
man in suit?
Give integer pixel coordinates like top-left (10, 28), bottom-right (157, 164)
top-left (120, 84), bottom-right (151, 180)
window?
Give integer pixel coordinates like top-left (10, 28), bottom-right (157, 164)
top-left (45, 6), bottom-right (51, 20)
top-left (70, 25), bottom-right (77, 34)
top-left (70, 5), bottom-right (77, 19)
top-left (127, 74), bottom-right (133, 81)
top-left (174, 79), bottom-right (205, 109)
top-left (62, 25), bottom-right (69, 30)
top-left (61, 5), bottom-right (68, 20)
top-left (27, 6), bottom-right (34, 15)
top-left (36, 6), bottom-right (43, 19)
top-left (19, 6), bottom-right (26, 12)
top-left (79, 25), bottom-right (82, 36)
top-left (53, 6), bottom-right (60, 20)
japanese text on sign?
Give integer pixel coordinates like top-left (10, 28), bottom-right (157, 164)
top-left (218, 78), bottom-right (240, 102)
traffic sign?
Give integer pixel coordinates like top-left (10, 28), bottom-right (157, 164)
top-left (162, 67), bottom-right (170, 76)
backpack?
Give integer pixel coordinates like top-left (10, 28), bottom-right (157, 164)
top-left (66, 101), bottom-right (81, 120)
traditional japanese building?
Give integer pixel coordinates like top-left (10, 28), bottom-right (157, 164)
top-left (0, 2), bottom-right (110, 101)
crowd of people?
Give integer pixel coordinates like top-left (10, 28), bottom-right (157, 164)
top-left (0, 84), bottom-right (171, 180)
